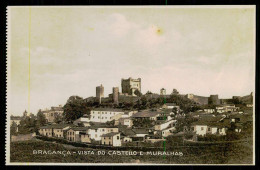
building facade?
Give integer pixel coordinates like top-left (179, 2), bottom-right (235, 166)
top-left (90, 108), bottom-right (124, 123)
top-left (113, 87), bottom-right (119, 105)
top-left (121, 77), bottom-right (141, 96)
top-left (160, 88), bottom-right (166, 95)
top-left (42, 105), bottom-right (63, 123)
top-left (96, 84), bottom-right (104, 103)
top-left (101, 133), bottom-right (121, 146)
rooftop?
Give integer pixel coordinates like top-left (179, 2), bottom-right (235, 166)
top-left (39, 124), bottom-right (72, 129)
top-left (164, 103), bottom-right (177, 106)
top-left (92, 108), bottom-right (124, 112)
top-left (132, 128), bottom-right (149, 134)
top-left (11, 116), bottom-right (22, 120)
top-left (101, 132), bottom-right (120, 137)
top-left (131, 110), bottom-right (160, 118)
top-left (69, 126), bottom-right (89, 131)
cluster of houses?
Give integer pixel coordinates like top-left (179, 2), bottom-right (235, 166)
top-left (38, 103), bottom-right (181, 146)
top-left (10, 100), bottom-right (253, 146)
top-left (35, 102), bottom-right (253, 146)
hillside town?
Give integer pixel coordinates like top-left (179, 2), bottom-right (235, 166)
top-left (10, 77), bottom-right (254, 147)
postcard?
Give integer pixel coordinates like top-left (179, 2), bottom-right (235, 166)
top-left (6, 6), bottom-right (255, 165)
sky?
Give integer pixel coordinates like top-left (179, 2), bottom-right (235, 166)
top-left (7, 6), bottom-right (255, 116)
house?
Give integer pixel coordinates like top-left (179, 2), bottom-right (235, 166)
top-left (120, 129), bottom-right (136, 142)
top-left (101, 132), bottom-right (121, 146)
top-left (162, 103), bottom-right (180, 110)
top-left (130, 128), bottom-right (149, 141)
top-left (66, 127), bottom-right (89, 142)
top-left (73, 114), bottom-right (91, 126)
top-left (204, 109), bottom-right (215, 114)
top-left (121, 110), bottom-right (138, 118)
top-left (154, 119), bottom-right (176, 131)
top-left (39, 126), bottom-right (53, 137)
top-left (161, 126), bottom-right (176, 137)
top-left (42, 105), bottom-right (63, 123)
top-left (246, 104), bottom-right (253, 107)
top-left (191, 119), bottom-right (229, 136)
top-left (79, 132), bottom-right (91, 143)
top-left (216, 105), bottom-right (239, 113)
top-left (190, 123), bottom-right (208, 136)
top-left (114, 118), bottom-right (133, 127)
top-left (87, 124), bottom-right (119, 141)
top-left (89, 108), bottom-right (125, 123)
top-left (52, 124), bottom-right (71, 138)
top-left (10, 116), bottom-right (22, 126)
top-left (39, 124), bottom-right (71, 138)
top-left (131, 110), bottom-right (161, 121)
top-left (10, 116), bottom-right (22, 132)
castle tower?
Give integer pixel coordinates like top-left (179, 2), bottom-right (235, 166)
top-left (209, 95), bottom-right (220, 105)
top-left (160, 88), bottom-right (166, 95)
top-left (113, 87), bottom-right (119, 105)
top-left (121, 77), bottom-right (141, 96)
top-left (96, 84), bottom-right (104, 103)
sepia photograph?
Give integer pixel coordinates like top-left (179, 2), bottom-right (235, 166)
top-left (6, 6), bottom-right (255, 165)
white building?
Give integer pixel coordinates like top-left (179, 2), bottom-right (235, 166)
top-left (90, 108), bottom-right (125, 123)
top-left (154, 119), bottom-right (176, 131)
top-left (204, 109), bottom-right (215, 114)
top-left (101, 132), bottom-right (121, 146)
top-left (191, 121), bottom-right (228, 136)
top-left (114, 118), bottom-right (133, 127)
top-left (87, 125), bottom-right (119, 141)
top-left (42, 105), bottom-right (63, 123)
top-left (162, 103), bottom-right (180, 110)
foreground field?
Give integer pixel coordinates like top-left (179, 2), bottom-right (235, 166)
top-left (10, 138), bottom-right (253, 164)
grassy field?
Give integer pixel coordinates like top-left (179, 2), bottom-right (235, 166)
top-left (10, 138), bottom-right (253, 164)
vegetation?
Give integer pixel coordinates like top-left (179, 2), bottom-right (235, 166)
top-left (63, 96), bottom-right (91, 123)
top-left (133, 119), bottom-right (154, 128)
top-left (36, 109), bottom-right (47, 126)
top-left (10, 138), bottom-right (253, 164)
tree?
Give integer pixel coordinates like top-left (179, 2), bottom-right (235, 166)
top-left (171, 89), bottom-right (179, 95)
top-left (36, 109), bottom-right (47, 127)
top-left (10, 122), bottom-right (18, 135)
top-left (54, 114), bottom-right (63, 124)
top-left (63, 96), bottom-right (90, 123)
top-left (134, 89), bottom-right (142, 97)
top-left (19, 116), bottom-right (37, 134)
top-left (106, 120), bottom-right (115, 126)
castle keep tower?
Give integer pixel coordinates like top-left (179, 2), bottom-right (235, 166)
top-left (160, 88), bottom-right (166, 95)
top-left (121, 77), bottom-right (141, 96)
top-left (96, 84), bottom-right (104, 103)
top-left (112, 87), bottom-right (119, 105)
top-left (209, 95), bottom-right (220, 105)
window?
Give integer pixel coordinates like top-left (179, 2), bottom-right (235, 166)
top-left (102, 129), bottom-right (104, 132)
top-left (117, 136), bottom-right (119, 140)
top-left (201, 127), bottom-right (204, 130)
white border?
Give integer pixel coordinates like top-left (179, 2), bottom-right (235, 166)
top-left (6, 5), bottom-right (256, 166)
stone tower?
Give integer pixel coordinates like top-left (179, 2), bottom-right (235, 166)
top-left (160, 88), bottom-right (166, 95)
top-left (209, 95), bottom-right (220, 105)
top-left (113, 87), bottom-right (119, 105)
top-left (121, 77), bottom-right (141, 96)
top-left (96, 84), bottom-right (104, 103)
